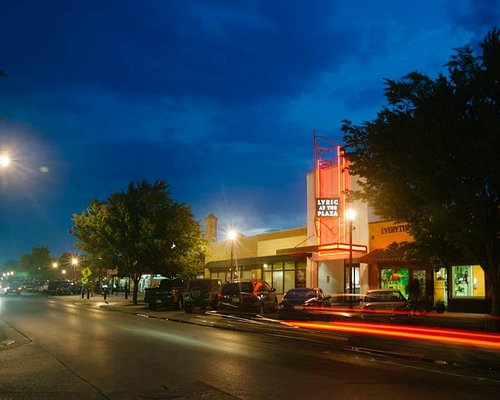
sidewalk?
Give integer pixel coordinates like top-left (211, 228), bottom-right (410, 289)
top-left (52, 293), bottom-right (499, 332)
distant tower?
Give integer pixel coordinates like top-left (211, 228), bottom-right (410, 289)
top-left (205, 213), bottom-right (218, 242)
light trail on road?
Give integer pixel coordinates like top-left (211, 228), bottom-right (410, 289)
top-left (285, 320), bottom-right (500, 350)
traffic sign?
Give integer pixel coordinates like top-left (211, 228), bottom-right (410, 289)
top-left (81, 277), bottom-right (88, 283)
top-left (81, 267), bottom-right (92, 278)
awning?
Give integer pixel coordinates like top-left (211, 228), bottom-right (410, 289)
top-left (357, 248), bottom-right (406, 263)
top-left (276, 243), bottom-right (367, 256)
top-left (205, 253), bottom-right (310, 271)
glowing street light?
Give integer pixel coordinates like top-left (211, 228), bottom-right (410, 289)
top-left (0, 153), bottom-right (10, 168)
top-left (52, 262), bottom-right (58, 269)
top-left (71, 257), bottom-right (79, 281)
top-left (346, 208), bottom-right (356, 308)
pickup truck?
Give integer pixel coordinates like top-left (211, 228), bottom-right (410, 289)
top-left (145, 278), bottom-right (185, 310)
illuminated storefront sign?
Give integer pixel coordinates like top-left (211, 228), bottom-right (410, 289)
top-left (316, 198), bottom-right (339, 217)
top-left (380, 224), bottom-right (410, 235)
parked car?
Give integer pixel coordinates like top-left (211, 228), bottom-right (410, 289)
top-left (278, 287), bottom-right (329, 320)
top-left (36, 281), bottom-right (49, 293)
top-left (218, 280), bottom-right (278, 316)
top-left (327, 293), bottom-right (364, 308)
top-left (47, 280), bottom-right (81, 295)
top-left (360, 288), bottom-right (410, 321)
top-left (2, 281), bottom-right (24, 295)
top-left (183, 278), bottom-right (222, 313)
top-left (146, 277), bottom-right (185, 310)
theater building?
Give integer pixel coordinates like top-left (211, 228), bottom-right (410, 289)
top-left (203, 133), bottom-right (488, 312)
top-left (204, 135), bottom-right (369, 297)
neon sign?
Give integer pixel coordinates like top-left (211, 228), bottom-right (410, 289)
top-left (316, 198), bottom-right (340, 217)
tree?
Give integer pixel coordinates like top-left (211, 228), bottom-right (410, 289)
top-left (70, 180), bottom-right (205, 304)
top-left (18, 247), bottom-right (51, 280)
top-left (342, 29), bottom-right (500, 317)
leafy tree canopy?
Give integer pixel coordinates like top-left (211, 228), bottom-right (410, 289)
top-left (70, 180), bottom-right (205, 304)
top-left (342, 29), bottom-right (500, 316)
top-left (17, 247), bottom-right (52, 279)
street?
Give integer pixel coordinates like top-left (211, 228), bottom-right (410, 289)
top-left (1, 294), bottom-right (500, 399)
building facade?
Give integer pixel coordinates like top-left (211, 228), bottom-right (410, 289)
top-left (204, 220), bottom-right (309, 297)
top-left (203, 133), bottom-right (489, 312)
top-left (360, 219), bottom-right (489, 312)
top-left (204, 136), bottom-right (369, 298)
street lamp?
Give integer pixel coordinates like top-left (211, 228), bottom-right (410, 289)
top-left (71, 257), bottom-right (79, 281)
top-left (227, 230), bottom-right (237, 280)
top-left (346, 208), bottom-right (356, 307)
top-left (0, 153), bottom-right (10, 168)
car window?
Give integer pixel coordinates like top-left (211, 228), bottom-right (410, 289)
top-left (285, 289), bottom-right (316, 299)
top-left (239, 282), bottom-right (254, 293)
top-left (366, 291), bottom-right (405, 302)
top-left (211, 280), bottom-right (221, 289)
top-left (187, 280), bottom-right (211, 290)
top-left (261, 282), bottom-right (271, 292)
top-left (222, 282), bottom-right (253, 295)
top-left (160, 278), bottom-right (184, 289)
top-left (222, 283), bottom-right (239, 295)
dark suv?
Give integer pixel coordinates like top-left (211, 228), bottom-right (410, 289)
top-left (218, 279), bottom-right (278, 315)
top-left (183, 278), bottom-right (222, 313)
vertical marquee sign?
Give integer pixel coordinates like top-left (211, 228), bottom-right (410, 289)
top-left (313, 132), bottom-right (351, 249)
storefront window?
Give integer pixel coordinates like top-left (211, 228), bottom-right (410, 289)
top-left (434, 267), bottom-right (448, 306)
top-left (273, 262), bottom-right (284, 271)
top-left (452, 265), bottom-right (485, 298)
top-left (272, 270), bottom-right (284, 293)
top-left (411, 270), bottom-right (426, 300)
top-left (240, 269), bottom-right (253, 279)
top-left (284, 270), bottom-right (295, 293)
top-left (295, 268), bottom-right (306, 288)
top-left (296, 261), bottom-right (306, 288)
top-left (381, 268), bottom-right (409, 298)
top-left (263, 271), bottom-right (272, 286)
top-left (259, 260), bottom-right (306, 293)
top-left (284, 261), bottom-right (295, 270)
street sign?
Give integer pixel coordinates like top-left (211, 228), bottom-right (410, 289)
top-left (81, 277), bottom-right (88, 283)
top-left (81, 267), bottom-right (92, 278)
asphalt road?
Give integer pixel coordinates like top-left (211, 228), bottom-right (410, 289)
top-left (1, 294), bottom-right (500, 399)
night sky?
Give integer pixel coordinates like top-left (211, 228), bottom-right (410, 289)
top-left (0, 0), bottom-right (498, 264)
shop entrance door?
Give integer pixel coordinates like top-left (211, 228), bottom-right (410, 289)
top-left (344, 264), bottom-right (360, 294)
top-left (434, 267), bottom-right (448, 306)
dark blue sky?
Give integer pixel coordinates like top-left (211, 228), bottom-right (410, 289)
top-left (0, 0), bottom-right (498, 264)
